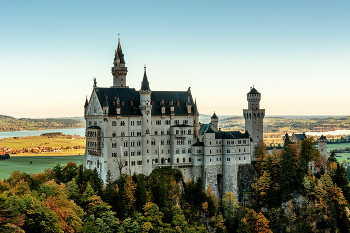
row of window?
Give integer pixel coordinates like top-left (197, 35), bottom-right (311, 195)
top-left (87, 141), bottom-right (100, 147)
top-left (112, 120), bottom-right (142, 126)
top-left (176, 148), bottom-right (191, 154)
top-left (87, 131), bottom-right (99, 137)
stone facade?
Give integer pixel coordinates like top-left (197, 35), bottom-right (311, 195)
top-left (84, 39), bottom-right (264, 198)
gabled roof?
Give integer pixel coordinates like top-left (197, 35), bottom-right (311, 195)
top-left (93, 87), bottom-right (196, 116)
top-left (140, 67), bottom-right (151, 91)
top-left (248, 87), bottom-right (260, 95)
top-left (215, 131), bottom-right (249, 139)
top-left (199, 124), bottom-right (215, 134)
top-left (292, 133), bottom-right (307, 141)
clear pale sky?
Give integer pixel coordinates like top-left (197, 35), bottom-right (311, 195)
top-left (1, 1), bottom-right (349, 118)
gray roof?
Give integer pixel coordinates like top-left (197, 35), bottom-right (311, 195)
top-left (103, 96), bottom-right (109, 107)
top-left (248, 87), bottom-right (260, 95)
top-left (211, 112), bottom-right (218, 119)
top-left (199, 124), bottom-right (249, 139)
top-left (199, 124), bottom-right (215, 134)
top-left (215, 131), bottom-right (249, 139)
top-left (94, 87), bottom-right (196, 116)
top-left (293, 133), bottom-right (307, 141)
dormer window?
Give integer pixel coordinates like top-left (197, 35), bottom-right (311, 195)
top-left (112, 101), bottom-right (115, 106)
top-left (176, 101), bottom-right (179, 106)
top-left (159, 101), bottom-right (162, 106)
top-left (168, 101), bottom-right (171, 106)
top-left (151, 101), bottom-right (154, 105)
top-left (114, 96), bottom-right (117, 99)
top-left (130, 101), bottom-right (133, 106)
top-left (121, 101), bottom-right (124, 106)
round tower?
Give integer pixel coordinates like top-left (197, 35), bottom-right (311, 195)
top-left (111, 37), bottom-right (128, 88)
top-left (243, 86), bottom-right (265, 146)
top-left (211, 112), bottom-right (219, 131)
top-left (318, 135), bottom-right (327, 162)
top-left (139, 66), bottom-right (152, 175)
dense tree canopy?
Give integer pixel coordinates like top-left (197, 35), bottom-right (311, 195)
top-left (1, 140), bottom-right (350, 232)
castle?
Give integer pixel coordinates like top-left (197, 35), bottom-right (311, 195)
top-left (83, 39), bottom-right (265, 198)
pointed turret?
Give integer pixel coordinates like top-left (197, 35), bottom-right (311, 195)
top-left (193, 99), bottom-right (198, 114)
top-left (140, 66), bottom-right (151, 91)
top-left (84, 95), bottom-right (89, 117)
top-left (115, 37), bottom-right (125, 64)
top-left (84, 96), bottom-right (88, 108)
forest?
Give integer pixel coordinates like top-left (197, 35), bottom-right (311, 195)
top-left (1, 136), bottom-right (350, 232)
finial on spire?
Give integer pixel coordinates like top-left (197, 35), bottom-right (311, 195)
top-left (93, 77), bottom-right (97, 87)
top-left (144, 64), bottom-right (146, 72)
top-left (118, 33), bottom-right (120, 43)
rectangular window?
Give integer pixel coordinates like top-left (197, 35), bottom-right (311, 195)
top-left (137, 121), bottom-right (142, 125)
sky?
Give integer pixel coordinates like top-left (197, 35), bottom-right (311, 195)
top-left (1, 1), bottom-right (349, 118)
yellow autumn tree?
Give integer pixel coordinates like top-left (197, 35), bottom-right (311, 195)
top-left (255, 212), bottom-right (272, 233)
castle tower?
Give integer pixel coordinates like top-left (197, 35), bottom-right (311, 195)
top-left (318, 135), bottom-right (327, 165)
top-left (203, 125), bottom-right (218, 196)
top-left (243, 87), bottom-right (265, 146)
top-left (139, 66), bottom-right (152, 175)
top-left (211, 112), bottom-right (218, 131)
top-left (111, 37), bottom-right (128, 88)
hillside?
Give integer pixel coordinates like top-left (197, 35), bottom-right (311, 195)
top-left (0, 115), bottom-right (85, 131)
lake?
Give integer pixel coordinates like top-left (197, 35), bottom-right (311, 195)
top-left (305, 129), bottom-right (350, 136)
top-left (0, 128), bottom-right (85, 139)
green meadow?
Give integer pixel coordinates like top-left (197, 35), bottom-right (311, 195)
top-left (0, 155), bottom-right (85, 180)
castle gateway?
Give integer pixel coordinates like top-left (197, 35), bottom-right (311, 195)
top-left (84, 39), bottom-right (264, 198)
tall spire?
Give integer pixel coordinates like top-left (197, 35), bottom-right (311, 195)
top-left (115, 35), bottom-right (125, 64)
top-left (140, 65), bottom-right (151, 91)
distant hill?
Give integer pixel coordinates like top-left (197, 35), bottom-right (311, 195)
top-left (0, 115), bottom-right (85, 132)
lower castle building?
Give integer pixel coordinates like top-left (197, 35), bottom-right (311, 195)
top-left (84, 39), bottom-right (265, 198)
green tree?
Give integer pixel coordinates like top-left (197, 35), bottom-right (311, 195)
top-left (221, 191), bottom-right (239, 231)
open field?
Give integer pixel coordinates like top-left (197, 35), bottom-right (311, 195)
top-left (325, 143), bottom-right (350, 152)
top-left (0, 135), bottom-right (85, 149)
top-left (335, 153), bottom-right (350, 164)
top-left (0, 155), bottom-right (85, 180)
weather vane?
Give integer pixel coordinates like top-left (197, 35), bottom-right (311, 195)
top-left (93, 77), bottom-right (97, 87)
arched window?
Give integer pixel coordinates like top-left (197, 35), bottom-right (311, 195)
top-left (176, 148), bottom-right (179, 154)
top-left (124, 151), bottom-right (128, 156)
top-left (182, 148), bottom-right (185, 154)
top-left (188, 129), bottom-right (191, 135)
top-left (188, 148), bottom-right (191, 153)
